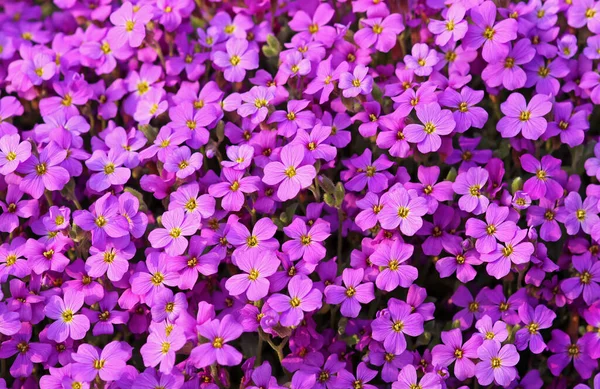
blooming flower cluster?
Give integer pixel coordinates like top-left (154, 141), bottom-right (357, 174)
top-left (2, 0), bottom-right (600, 388)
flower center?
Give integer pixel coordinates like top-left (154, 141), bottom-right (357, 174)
top-left (137, 81), bottom-right (149, 94)
top-left (17, 342), bottom-right (29, 354)
top-left (397, 207), bottom-right (409, 218)
top-left (352, 79), bottom-right (361, 87)
top-left (454, 348), bottom-right (463, 359)
top-left (586, 8), bottom-right (596, 18)
top-left (161, 342), bottom-right (170, 353)
top-left (151, 272), bottom-right (165, 285)
top-left (247, 269), bottom-right (260, 281)
top-left (5, 254), bottom-right (17, 266)
top-left (185, 198), bottom-right (197, 211)
top-left (230, 181), bottom-right (240, 191)
top-left (456, 254), bottom-right (465, 264)
top-left (491, 357), bottom-right (502, 368)
top-left (536, 169), bottom-right (547, 180)
top-left (125, 20), bottom-right (135, 32)
top-left (36, 163), bottom-right (47, 175)
top-left (502, 245), bottom-right (514, 257)
top-left (165, 302), bottom-right (175, 312)
top-left (483, 26), bottom-right (495, 39)
top-left (170, 228), bottom-right (181, 238)
top-left (538, 66), bottom-right (549, 77)
top-left (392, 320), bottom-right (404, 332)
top-left (504, 57), bottom-right (515, 69)
top-left (389, 259), bottom-right (399, 271)
top-left (290, 297), bottom-right (301, 307)
top-left (254, 98), bottom-right (268, 108)
top-left (580, 271), bottom-right (592, 284)
top-left (230, 55), bottom-right (241, 66)
top-left (345, 287), bottom-right (356, 297)
top-left (528, 322), bottom-right (539, 334)
top-left (469, 185), bottom-right (481, 197)
top-left (568, 344), bottom-right (580, 356)
top-left (104, 163), bottom-right (115, 174)
top-left (519, 111), bottom-right (531, 121)
top-left (285, 166), bottom-right (296, 178)
top-left (103, 250), bottom-right (115, 263)
top-left (486, 224), bottom-right (496, 235)
top-left (423, 122), bottom-right (436, 134)
top-left (301, 235), bottom-right (312, 246)
top-left (247, 236), bottom-right (258, 247)
top-left (577, 209), bottom-right (586, 221)
top-left (62, 310), bottom-right (74, 323)
top-left (372, 24), bottom-right (383, 34)
top-left (309, 24), bottom-right (319, 33)
top-left (468, 302), bottom-right (479, 312)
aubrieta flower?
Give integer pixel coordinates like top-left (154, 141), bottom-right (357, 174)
top-left (339, 65), bottom-right (374, 98)
top-left (324, 268), bottom-right (375, 318)
top-left (432, 329), bottom-right (482, 380)
top-left (497, 93), bottom-right (552, 140)
top-left (404, 102), bottom-right (456, 153)
top-left (148, 208), bottom-right (200, 256)
top-left (44, 291), bottom-right (90, 343)
top-left (268, 275), bottom-right (323, 327)
top-left (262, 144), bottom-right (317, 201)
top-left (453, 167), bottom-right (490, 215)
top-left (225, 248), bottom-right (280, 301)
top-left (475, 342), bottom-right (519, 386)
top-left (372, 298), bottom-right (424, 355)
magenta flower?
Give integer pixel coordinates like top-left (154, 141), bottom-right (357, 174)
top-left (288, 3), bottom-right (337, 46)
top-left (324, 268), bottom-right (374, 318)
top-left (16, 142), bottom-right (70, 199)
top-left (44, 291), bottom-right (90, 343)
top-left (465, 203), bottom-right (518, 254)
top-left (481, 229), bottom-right (535, 279)
top-left (548, 330), bottom-right (596, 379)
top-left (140, 328), bottom-right (185, 373)
top-left (404, 103), bottom-right (455, 153)
top-left (372, 298), bottom-right (424, 354)
top-left (345, 149), bottom-right (393, 194)
top-left (213, 38), bottom-right (259, 83)
top-left (561, 253), bottom-right (600, 305)
top-left (428, 5), bottom-right (468, 45)
top-left (72, 341), bottom-right (130, 382)
top-left (393, 365), bottom-right (441, 389)
top-left (453, 167), bottom-right (490, 215)
top-left (268, 275), bottom-right (323, 327)
top-left (475, 342), bottom-right (519, 386)
top-left (556, 192), bottom-right (600, 235)
top-left (130, 253), bottom-right (179, 304)
top-left (208, 168), bottom-right (260, 211)
top-left (190, 315), bottom-right (243, 368)
top-left (515, 304), bottom-right (556, 354)
top-left (225, 249), bottom-right (279, 301)
top-left (354, 14), bottom-right (404, 52)
top-left (86, 149), bottom-right (130, 192)
top-left (0, 134), bottom-right (31, 175)
top-left (73, 193), bottom-right (129, 247)
top-left (404, 44), bottom-right (440, 76)
top-left (497, 93), bottom-right (552, 140)
top-left (108, 2), bottom-right (153, 47)
top-left (282, 218), bottom-right (330, 264)
top-left (339, 65), bottom-right (374, 98)
top-left (370, 240), bottom-right (418, 291)
top-left (262, 144), bottom-right (316, 201)
top-left (432, 329), bottom-right (482, 380)
top-left (148, 208), bottom-right (200, 256)
top-left (379, 187), bottom-right (428, 235)
top-left (463, 1), bottom-right (518, 62)
top-left (520, 154), bottom-right (564, 201)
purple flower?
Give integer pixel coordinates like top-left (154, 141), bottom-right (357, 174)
top-left (561, 252), bottom-right (600, 305)
top-left (86, 149), bottom-right (130, 192)
top-left (463, 1), bottom-right (518, 62)
top-left (497, 93), bottom-right (552, 140)
top-left (548, 330), bottom-right (596, 379)
top-left (108, 2), bottom-right (153, 47)
top-left (355, 14), bottom-right (405, 52)
top-left (208, 168), bottom-right (260, 211)
top-left (404, 44), bottom-right (440, 77)
top-left (339, 65), bottom-right (373, 98)
top-left (393, 365), bottom-right (441, 389)
top-left (73, 193), bottom-right (129, 247)
top-left (213, 38), bottom-right (259, 82)
top-left (515, 304), bottom-right (556, 354)
top-left (432, 329), bottom-right (482, 380)
top-left (345, 149), bottom-right (393, 194)
top-left (288, 3), bottom-right (337, 46)
top-left (324, 268), bottom-right (375, 318)
top-left (268, 275), bottom-right (323, 327)
top-left (520, 154), bottom-right (564, 201)
top-left (556, 192), bottom-right (599, 235)
top-left (44, 291), bottom-right (90, 343)
top-left (372, 298), bottom-right (424, 355)
top-left (475, 342), bottom-right (519, 387)
top-left (481, 229), bottom-right (534, 279)
top-left (71, 341), bottom-right (130, 382)
top-left (148, 208), bottom-right (200, 256)
top-left (282, 218), bottom-right (330, 264)
top-left (0, 134), bottom-right (31, 175)
top-left (16, 142), bottom-right (70, 199)
top-left (404, 103), bottom-right (456, 153)
top-left (378, 186), bottom-right (428, 235)
top-left (465, 203), bottom-right (518, 254)
top-left (262, 145), bottom-right (316, 201)
top-left (370, 240), bottom-right (418, 291)
top-left (225, 248), bottom-right (279, 301)
top-left (453, 167), bottom-right (490, 215)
